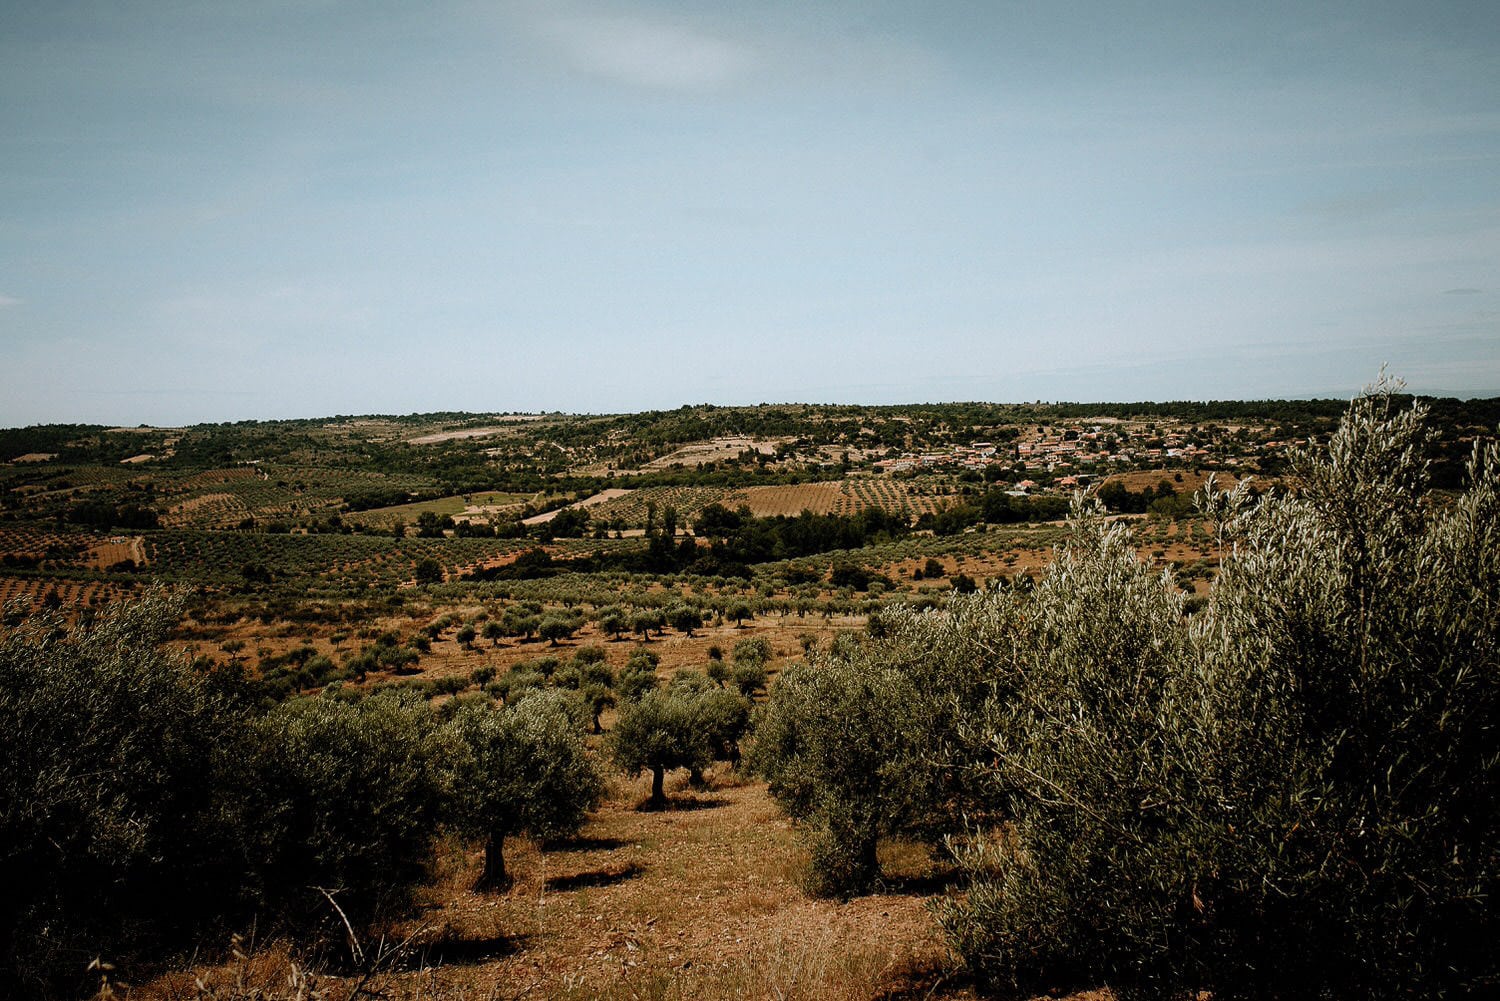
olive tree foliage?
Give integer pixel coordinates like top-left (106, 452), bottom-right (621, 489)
top-left (938, 386), bottom-right (1500, 999)
top-left (442, 690), bottom-right (604, 889)
top-left (1184, 389), bottom-right (1498, 998)
top-left (935, 500), bottom-right (1207, 996)
top-left (0, 592), bottom-right (609, 995)
top-left (669, 671), bottom-right (753, 777)
top-left (610, 688), bottom-right (712, 806)
top-left (0, 597), bottom-right (451, 988)
top-left (248, 690), bottom-right (448, 930)
top-left (730, 636), bottom-right (773, 697)
top-left (0, 591), bottom-right (255, 998)
top-left (751, 601), bottom-right (997, 898)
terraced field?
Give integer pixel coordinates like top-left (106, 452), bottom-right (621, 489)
top-left (153, 467), bottom-right (437, 528)
top-left (143, 531), bottom-right (546, 590)
top-left (344, 491), bottom-right (539, 530)
top-left (0, 576), bottom-right (138, 608)
top-left (724, 481), bottom-right (852, 517)
top-left (585, 479), bottom-right (967, 528)
top-left (842, 477), bottom-right (960, 517)
top-left (586, 485), bottom-right (737, 527)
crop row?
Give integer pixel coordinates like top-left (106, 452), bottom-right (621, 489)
top-left (0, 575), bottom-right (137, 609)
top-left (142, 531), bottom-right (547, 589)
top-left (587, 486), bottom-right (735, 527)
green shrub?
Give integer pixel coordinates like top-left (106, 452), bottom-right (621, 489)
top-left (936, 386), bottom-right (1500, 998)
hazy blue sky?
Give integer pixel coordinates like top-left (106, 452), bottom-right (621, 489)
top-left (2, 1), bottom-right (1497, 425)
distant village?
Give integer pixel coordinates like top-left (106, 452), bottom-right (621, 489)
top-left (873, 419), bottom-right (1299, 491)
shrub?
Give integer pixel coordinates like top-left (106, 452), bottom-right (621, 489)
top-left (732, 636), bottom-right (772, 666)
top-left (937, 385), bottom-right (1500, 998)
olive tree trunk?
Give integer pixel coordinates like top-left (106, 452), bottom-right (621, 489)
top-left (478, 833), bottom-right (510, 890)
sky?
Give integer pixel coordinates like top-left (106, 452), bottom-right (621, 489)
top-left (2, 1), bottom-right (1498, 426)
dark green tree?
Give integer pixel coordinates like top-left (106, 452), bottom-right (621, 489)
top-left (538, 615), bottom-right (577, 646)
top-left (611, 689), bottom-right (711, 807)
top-left (443, 692), bottom-right (604, 888)
top-left (668, 603), bottom-right (704, 636)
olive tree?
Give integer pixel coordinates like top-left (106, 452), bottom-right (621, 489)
top-left (751, 653), bottom-right (967, 897)
top-left (611, 689), bottom-right (711, 807)
top-left (250, 690), bottom-right (448, 926)
top-left (0, 591), bottom-right (256, 996)
top-left (731, 636), bottom-right (772, 697)
top-left (443, 691), bottom-right (604, 888)
top-left (940, 384), bottom-right (1500, 999)
top-left (537, 614), bottom-right (577, 646)
top-left (667, 603), bottom-right (704, 636)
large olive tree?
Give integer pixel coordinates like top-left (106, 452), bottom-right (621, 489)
top-left (940, 385), bottom-right (1500, 998)
top-left (611, 689), bottom-right (711, 807)
top-left (443, 690), bottom-right (604, 888)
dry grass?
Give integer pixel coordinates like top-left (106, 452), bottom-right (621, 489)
top-left (123, 768), bottom-right (974, 1001)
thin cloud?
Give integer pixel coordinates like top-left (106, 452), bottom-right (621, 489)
top-left (1444, 287), bottom-right (1483, 295)
top-left (541, 13), bottom-right (753, 90)
top-left (0, 295), bottom-right (21, 307)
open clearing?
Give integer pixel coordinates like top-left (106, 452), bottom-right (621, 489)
top-left (348, 492), bottom-right (539, 529)
top-left (642, 437), bottom-right (787, 470)
top-left (1102, 468), bottom-right (1244, 494)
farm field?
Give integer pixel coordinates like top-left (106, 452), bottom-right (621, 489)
top-left (347, 491), bottom-right (540, 530)
top-left (583, 479), bottom-right (967, 528)
top-left (1101, 467), bottom-right (1245, 494)
top-left (640, 435), bottom-right (788, 470)
top-left (521, 487), bottom-right (635, 525)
